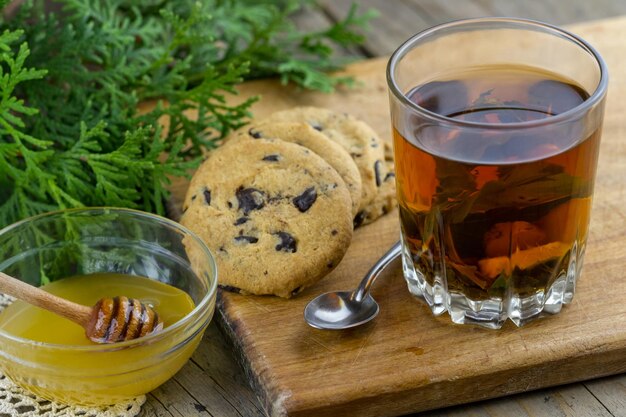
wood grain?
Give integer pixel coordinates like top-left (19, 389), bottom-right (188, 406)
top-left (473, 0), bottom-right (626, 26)
top-left (585, 374), bottom-right (626, 417)
top-left (422, 383), bottom-right (617, 417)
top-left (320, 0), bottom-right (431, 57)
top-left (143, 324), bottom-right (265, 417)
top-left (320, 0), bottom-right (626, 56)
top-left (164, 16), bottom-right (626, 417)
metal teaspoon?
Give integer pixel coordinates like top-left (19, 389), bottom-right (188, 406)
top-left (304, 241), bottom-right (401, 330)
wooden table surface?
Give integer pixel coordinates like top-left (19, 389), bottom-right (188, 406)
top-left (141, 2), bottom-right (626, 416)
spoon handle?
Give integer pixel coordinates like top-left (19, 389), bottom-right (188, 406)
top-left (0, 271), bottom-right (92, 327)
top-left (352, 241), bottom-right (402, 302)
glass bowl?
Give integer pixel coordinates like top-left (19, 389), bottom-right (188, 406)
top-left (0, 208), bottom-right (217, 406)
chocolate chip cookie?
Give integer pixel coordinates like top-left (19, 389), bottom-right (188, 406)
top-left (260, 107), bottom-right (386, 214)
top-left (181, 138), bottom-right (353, 298)
top-left (233, 122), bottom-right (362, 217)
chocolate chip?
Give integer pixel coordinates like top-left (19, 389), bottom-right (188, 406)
top-left (274, 231), bottom-right (297, 253)
top-left (293, 187), bottom-right (317, 212)
top-left (384, 171), bottom-right (396, 181)
top-left (219, 285), bottom-right (241, 294)
top-left (350, 152), bottom-right (362, 158)
top-left (354, 211), bottom-right (366, 228)
top-left (249, 128), bottom-right (262, 139)
top-left (310, 124), bottom-right (323, 131)
top-left (227, 201), bottom-right (233, 208)
top-left (191, 194), bottom-right (197, 201)
top-left (234, 235), bottom-right (258, 244)
top-left (331, 229), bottom-right (338, 236)
top-left (234, 217), bottom-right (249, 226)
top-left (236, 187), bottom-right (265, 215)
top-left (374, 160), bottom-right (382, 187)
top-left (291, 286), bottom-right (303, 296)
top-left (327, 262), bottom-right (334, 268)
top-left (262, 154), bottom-right (281, 162)
top-left (203, 188), bottom-right (211, 205)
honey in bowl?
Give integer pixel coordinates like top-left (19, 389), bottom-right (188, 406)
top-left (0, 272), bottom-right (199, 405)
top-left (0, 207), bottom-right (217, 406)
top-left (0, 273), bottom-right (194, 345)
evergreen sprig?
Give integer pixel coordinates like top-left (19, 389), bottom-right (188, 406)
top-left (0, 0), bottom-right (375, 228)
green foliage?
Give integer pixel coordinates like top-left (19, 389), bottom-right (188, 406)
top-left (0, 0), bottom-right (374, 228)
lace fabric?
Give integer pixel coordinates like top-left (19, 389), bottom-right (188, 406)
top-left (0, 294), bottom-right (145, 417)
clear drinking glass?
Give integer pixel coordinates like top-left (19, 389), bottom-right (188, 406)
top-left (387, 18), bottom-right (607, 329)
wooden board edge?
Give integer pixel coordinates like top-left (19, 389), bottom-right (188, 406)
top-left (283, 345), bottom-right (626, 417)
top-left (215, 291), bottom-right (290, 417)
top-left (214, 294), bottom-right (270, 415)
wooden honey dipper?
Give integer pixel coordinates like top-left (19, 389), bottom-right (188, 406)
top-left (0, 271), bottom-right (163, 344)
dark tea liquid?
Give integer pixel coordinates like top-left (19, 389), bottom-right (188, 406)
top-left (394, 65), bottom-right (601, 312)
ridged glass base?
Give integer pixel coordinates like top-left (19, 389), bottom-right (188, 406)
top-left (401, 238), bottom-right (584, 329)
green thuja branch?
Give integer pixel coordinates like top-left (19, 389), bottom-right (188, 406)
top-left (0, 0), bottom-right (375, 228)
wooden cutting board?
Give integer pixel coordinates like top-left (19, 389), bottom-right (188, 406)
top-left (169, 17), bottom-right (626, 417)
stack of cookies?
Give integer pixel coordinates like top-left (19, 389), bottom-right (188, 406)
top-left (181, 107), bottom-right (396, 298)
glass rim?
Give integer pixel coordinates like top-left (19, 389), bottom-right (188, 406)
top-left (386, 17), bottom-right (609, 130)
top-left (0, 207), bottom-right (218, 352)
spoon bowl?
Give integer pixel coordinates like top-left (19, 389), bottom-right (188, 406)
top-left (304, 241), bottom-right (401, 330)
top-left (304, 291), bottom-right (379, 330)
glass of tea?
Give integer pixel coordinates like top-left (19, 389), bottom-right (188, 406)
top-left (387, 18), bottom-right (608, 329)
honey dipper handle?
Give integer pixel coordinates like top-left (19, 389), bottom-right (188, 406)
top-left (0, 271), bottom-right (92, 327)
